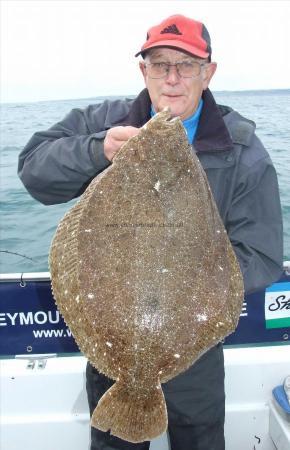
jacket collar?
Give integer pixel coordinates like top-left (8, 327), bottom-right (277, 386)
top-left (120, 88), bottom-right (234, 153)
top-left (194, 89), bottom-right (234, 152)
top-left (120, 89), bottom-right (152, 127)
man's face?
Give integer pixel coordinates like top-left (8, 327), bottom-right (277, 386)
top-left (139, 48), bottom-right (216, 121)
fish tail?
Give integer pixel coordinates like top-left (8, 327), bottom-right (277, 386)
top-left (91, 379), bottom-right (167, 443)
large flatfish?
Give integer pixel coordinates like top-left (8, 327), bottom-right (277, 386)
top-left (49, 110), bottom-right (244, 443)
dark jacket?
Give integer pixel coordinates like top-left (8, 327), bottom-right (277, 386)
top-left (18, 88), bottom-right (283, 294)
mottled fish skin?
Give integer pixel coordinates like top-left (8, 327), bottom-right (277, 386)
top-left (49, 110), bottom-right (244, 443)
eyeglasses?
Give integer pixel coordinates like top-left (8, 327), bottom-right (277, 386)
top-left (144, 61), bottom-right (207, 79)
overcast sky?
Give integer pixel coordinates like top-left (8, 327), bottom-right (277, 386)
top-left (1, 0), bottom-right (290, 103)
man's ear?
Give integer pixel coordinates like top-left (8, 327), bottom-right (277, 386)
top-left (202, 62), bottom-right (217, 90)
top-left (139, 61), bottom-right (146, 79)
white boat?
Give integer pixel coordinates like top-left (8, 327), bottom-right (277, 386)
top-left (1, 265), bottom-right (290, 450)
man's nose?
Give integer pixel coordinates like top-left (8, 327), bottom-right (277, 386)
top-left (165, 65), bottom-right (180, 84)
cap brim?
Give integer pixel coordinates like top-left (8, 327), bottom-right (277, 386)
top-left (135, 39), bottom-right (209, 58)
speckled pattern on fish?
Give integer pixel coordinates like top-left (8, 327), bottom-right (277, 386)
top-left (49, 110), bottom-right (244, 443)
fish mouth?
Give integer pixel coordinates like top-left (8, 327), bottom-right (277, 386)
top-left (150, 108), bottom-right (180, 124)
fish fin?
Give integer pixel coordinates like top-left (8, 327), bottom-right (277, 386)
top-left (91, 379), bottom-right (167, 443)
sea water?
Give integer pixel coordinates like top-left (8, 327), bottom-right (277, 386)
top-left (0, 90), bottom-right (289, 274)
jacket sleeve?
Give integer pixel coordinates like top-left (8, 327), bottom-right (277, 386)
top-left (227, 136), bottom-right (283, 294)
top-left (17, 100), bottom-right (130, 205)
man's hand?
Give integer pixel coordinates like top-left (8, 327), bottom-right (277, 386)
top-left (104, 126), bottom-right (140, 161)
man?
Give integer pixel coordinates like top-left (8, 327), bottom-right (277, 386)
top-left (18, 14), bottom-right (283, 450)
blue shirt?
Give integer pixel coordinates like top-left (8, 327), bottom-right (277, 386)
top-left (150, 99), bottom-right (203, 144)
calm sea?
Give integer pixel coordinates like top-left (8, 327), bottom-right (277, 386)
top-left (1, 90), bottom-right (289, 274)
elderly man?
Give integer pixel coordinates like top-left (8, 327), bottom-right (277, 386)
top-left (18, 14), bottom-right (283, 450)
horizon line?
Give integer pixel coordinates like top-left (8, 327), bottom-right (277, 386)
top-left (1, 87), bottom-right (290, 106)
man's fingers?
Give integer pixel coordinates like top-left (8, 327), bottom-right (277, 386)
top-left (111, 126), bottom-right (140, 141)
top-left (104, 126), bottom-right (140, 161)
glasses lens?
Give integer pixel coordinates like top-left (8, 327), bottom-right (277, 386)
top-left (147, 63), bottom-right (167, 79)
top-left (178, 62), bottom-right (201, 77)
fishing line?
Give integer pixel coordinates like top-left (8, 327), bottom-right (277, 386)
top-left (0, 250), bottom-right (37, 262)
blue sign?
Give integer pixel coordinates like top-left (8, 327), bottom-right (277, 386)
top-left (0, 280), bottom-right (79, 355)
top-left (225, 272), bottom-right (290, 345)
top-left (1, 272), bottom-right (290, 356)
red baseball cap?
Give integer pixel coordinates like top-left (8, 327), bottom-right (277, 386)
top-left (135, 14), bottom-right (211, 60)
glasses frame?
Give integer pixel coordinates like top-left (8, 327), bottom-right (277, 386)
top-left (144, 61), bottom-right (208, 79)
